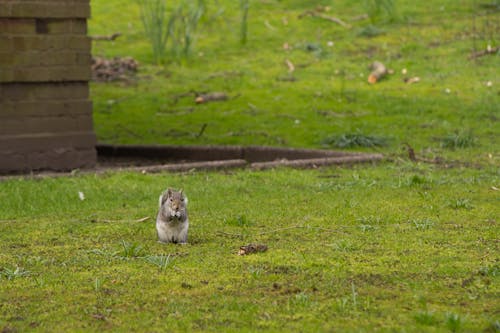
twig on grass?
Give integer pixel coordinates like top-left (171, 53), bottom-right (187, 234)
top-left (403, 143), bottom-right (445, 165)
top-left (350, 13), bottom-right (369, 22)
top-left (468, 45), bottom-right (499, 60)
top-left (90, 32), bottom-right (122, 41)
top-left (196, 123), bottom-right (208, 138)
top-left (195, 92), bottom-right (229, 104)
top-left (299, 10), bottom-right (350, 28)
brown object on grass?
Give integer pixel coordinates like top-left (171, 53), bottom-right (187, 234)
top-left (90, 32), bottom-right (122, 41)
top-left (368, 61), bottom-right (388, 84)
top-left (238, 244), bottom-right (268, 255)
top-left (468, 45), bottom-right (499, 60)
top-left (195, 92), bottom-right (228, 104)
top-left (299, 10), bottom-right (350, 28)
top-left (404, 76), bottom-right (421, 84)
top-left (91, 56), bottom-right (138, 82)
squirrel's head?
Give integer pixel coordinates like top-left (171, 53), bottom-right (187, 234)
top-left (160, 188), bottom-right (187, 218)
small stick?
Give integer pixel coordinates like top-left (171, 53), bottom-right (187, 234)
top-left (299, 10), bottom-right (350, 28)
top-left (196, 123), bottom-right (208, 138)
top-left (90, 32), bottom-right (122, 41)
top-left (285, 59), bottom-right (295, 73)
top-left (403, 143), bottom-right (417, 162)
top-left (195, 92), bottom-right (228, 104)
top-left (468, 46), bottom-right (499, 60)
top-left (350, 13), bottom-right (369, 22)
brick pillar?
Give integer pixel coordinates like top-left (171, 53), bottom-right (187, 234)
top-left (0, 0), bottom-right (96, 173)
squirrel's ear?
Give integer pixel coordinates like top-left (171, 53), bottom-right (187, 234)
top-left (159, 193), bottom-right (167, 207)
top-left (179, 188), bottom-right (183, 195)
top-left (166, 188), bottom-right (173, 197)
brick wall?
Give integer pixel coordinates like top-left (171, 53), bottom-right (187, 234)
top-left (0, 0), bottom-right (96, 173)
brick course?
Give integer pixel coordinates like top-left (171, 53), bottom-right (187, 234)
top-left (0, 0), bottom-right (96, 173)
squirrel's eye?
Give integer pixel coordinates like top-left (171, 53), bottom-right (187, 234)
top-left (180, 198), bottom-right (184, 201)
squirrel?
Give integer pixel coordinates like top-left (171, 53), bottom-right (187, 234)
top-left (156, 188), bottom-right (189, 244)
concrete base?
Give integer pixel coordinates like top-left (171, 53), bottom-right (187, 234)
top-left (96, 144), bottom-right (384, 173)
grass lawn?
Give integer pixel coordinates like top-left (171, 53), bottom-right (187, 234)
top-left (1, 0), bottom-right (499, 331)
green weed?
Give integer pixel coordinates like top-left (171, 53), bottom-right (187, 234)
top-left (410, 218), bottom-right (435, 230)
top-left (1, 266), bottom-right (31, 280)
top-left (414, 310), bottom-right (439, 326)
top-left (364, 0), bottom-right (398, 23)
top-left (169, 0), bottom-right (206, 58)
top-left (120, 240), bottom-right (146, 258)
top-left (94, 277), bottom-right (105, 292)
top-left (144, 254), bottom-right (172, 271)
top-left (322, 132), bottom-right (388, 148)
top-left (449, 198), bottom-right (474, 210)
top-left (137, 0), bottom-right (173, 64)
top-left (358, 24), bottom-right (385, 37)
top-left (224, 214), bottom-right (252, 227)
top-left (446, 312), bottom-right (465, 332)
top-left (239, 0), bottom-right (249, 45)
top-left (478, 264), bottom-right (499, 277)
top-left (137, 0), bottom-right (205, 62)
top-left (440, 131), bottom-right (477, 149)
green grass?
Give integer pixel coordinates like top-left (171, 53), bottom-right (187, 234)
top-left (1, 0), bottom-right (499, 331)
top-left (88, 0), bottom-right (499, 163)
top-left (1, 165), bottom-right (498, 331)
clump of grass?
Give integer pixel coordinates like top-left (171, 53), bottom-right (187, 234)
top-left (364, 0), bottom-right (398, 24)
top-left (440, 131), bottom-right (477, 149)
top-left (224, 214), bottom-right (252, 227)
top-left (120, 240), bottom-right (145, 258)
top-left (322, 131), bottom-right (388, 148)
top-left (290, 292), bottom-right (312, 308)
top-left (484, 320), bottom-right (500, 333)
top-left (137, 0), bottom-right (206, 63)
top-left (414, 310), bottom-right (440, 326)
top-left (449, 198), bottom-right (474, 210)
top-left (239, 0), bottom-right (249, 45)
top-left (358, 24), bottom-right (385, 37)
top-left (359, 224), bottom-right (376, 232)
top-left (357, 216), bottom-right (383, 224)
top-left (137, 0), bottom-right (174, 64)
top-left (479, 264), bottom-right (499, 277)
top-left (330, 240), bottom-right (357, 252)
top-left (410, 218), bottom-right (434, 230)
top-left (445, 312), bottom-right (465, 332)
top-left (94, 277), bottom-right (105, 292)
top-left (144, 254), bottom-right (172, 271)
top-left (169, 0), bottom-right (206, 58)
top-left (407, 174), bottom-right (429, 186)
top-left (1, 266), bottom-right (31, 280)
